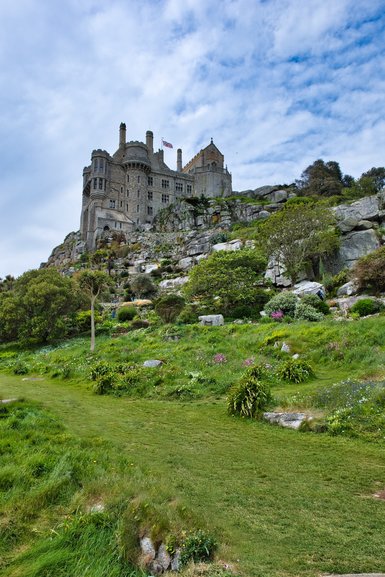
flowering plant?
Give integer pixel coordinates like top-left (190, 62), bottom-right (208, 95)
top-left (271, 310), bottom-right (284, 320)
top-left (213, 353), bottom-right (227, 364)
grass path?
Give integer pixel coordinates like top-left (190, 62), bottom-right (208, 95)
top-left (2, 374), bottom-right (385, 577)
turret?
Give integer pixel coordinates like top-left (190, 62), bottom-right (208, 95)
top-left (119, 122), bottom-right (126, 149)
top-left (177, 148), bottom-right (182, 172)
top-left (146, 130), bottom-right (154, 155)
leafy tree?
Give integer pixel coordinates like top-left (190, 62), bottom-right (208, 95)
top-left (155, 294), bottom-right (185, 323)
top-left (257, 203), bottom-right (338, 285)
top-left (348, 167), bottom-right (385, 198)
top-left (297, 159), bottom-right (345, 197)
top-left (0, 269), bottom-right (82, 344)
top-left (78, 270), bottom-right (113, 351)
top-left (130, 274), bottom-right (157, 298)
top-left (184, 249), bottom-right (267, 315)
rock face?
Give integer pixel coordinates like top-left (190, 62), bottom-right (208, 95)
top-left (338, 229), bottom-right (380, 268)
top-left (292, 281), bottom-right (325, 297)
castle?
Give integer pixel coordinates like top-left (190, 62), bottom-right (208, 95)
top-left (80, 123), bottom-right (232, 249)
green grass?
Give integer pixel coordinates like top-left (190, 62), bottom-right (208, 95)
top-left (2, 318), bottom-right (385, 576)
top-left (2, 373), bottom-right (385, 576)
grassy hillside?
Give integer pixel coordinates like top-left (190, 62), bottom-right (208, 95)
top-left (1, 318), bottom-right (385, 576)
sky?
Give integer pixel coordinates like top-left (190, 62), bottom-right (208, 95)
top-left (1, 0), bottom-right (385, 278)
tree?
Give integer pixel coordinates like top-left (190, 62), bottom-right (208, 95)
top-left (130, 274), bottom-right (157, 298)
top-left (154, 294), bottom-right (185, 323)
top-left (297, 159), bottom-right (345, 197)
top-left (78, 270), bottom-right (113, 351)
top-left (257, 203), bottom-right (339, 285)
top-left (349, 167), bottom-right (385, 198)
top-left (183, 249), bottom-right (267, 316)
top-left (0, 268), bottom-right (82, 344)
top-left (353, 246), bottom-right (385, 294)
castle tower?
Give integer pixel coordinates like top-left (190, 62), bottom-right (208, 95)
top-left (146, 130), bottom-right (154, 155)
top-left (123, 142), bottom-right (151, 225)
top-left (177, 148), bottom-right (182, 172)
top-left (119, 122), bottom-right (126, 149)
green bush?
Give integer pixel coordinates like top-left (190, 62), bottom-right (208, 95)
top-left (277, 358), bottom-right (314, 383)
top-left (350, 298), bottom-right (383, 317)
top-left (294, 302), bottom-right (324, 322)
top-left (131, 319), bottom-right (150, 330)
top-left (353, 246), bottom-right (385, 293)
top-left (264, 292), bottom-right (299, 318)
top-left (177, 305), bottom-right (199, 325)
top-left (227, 370), bottom-right (272, 418)
top-left (301, 294), bottom-right (330, 315)
top-left (117, 306), bottom-right (137, 322)
top-left (179, 529), bottom-right (217, 566)
top-left (154, 294), bottom-right (185, 323)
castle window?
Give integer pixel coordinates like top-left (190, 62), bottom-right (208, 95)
top-left (93, 178), bottom-right (97, 189)
top-left (187, 184), bottom-right (192, 194)
top-left (175, 182), bottom-right (183, 192)
top-left (126, 190), bottom-right (129, 197)
top-left (137, 175), bottom-right (140, 183)
top-left (104, 180), bottom-right (106, 191)
top-left (126, 204), bottom-right (128, 211)
top-left (109, 200), bottom-right (116, 208)
top-left (120, 186), bottom-right (123, 194)
top-left (148, 176), bottom-right (153, 186)
top-left (120, 201), bottom-right (123, 207)
top-left (119, 222), bottom-right (122, 229)
top-left (147, 206), bottom-right (153, 216)
top-left (136, 205), bottom-right (139, 212)
top-left (127, 175), bottom-right (129, 183)
top-left (98, 178), bottom-right (103, 190)
top-left (137, 190), bottom-right (140, 198)
top-left (162, 194), bottom-right (169, 203)
top-left (162, 179), bottom-right (170, 189)
top-left (148, 191), bottom-right (153, 201)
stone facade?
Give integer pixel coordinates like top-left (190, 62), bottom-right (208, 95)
top-left (80, 124), bottom-right (232, 249)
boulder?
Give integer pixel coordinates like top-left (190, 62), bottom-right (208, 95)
top-left (140, 537), bottom-right (156, 561)
top-left (292, 281), bottom-right (325, 297)
top-left (336, 280), bottom-right (358, 297)
top-left (178, 256), bottom-right (195, 270)
top-left (159, 277), bottom-right (189, 290)
top-left (333, 195), bottom-right (380, 222)
top-left (198, 314), bottom-right (224, 326)
top-left (212, 239), bottom-right (242, 252)
top-left (143, 360), bottom-right (163, 368)
top-left (337, 217), bottom-right (359, 233)
top-left (155, 544), bottom-right (171, 571)
top-left (263, 412), bottom-right (311, 430)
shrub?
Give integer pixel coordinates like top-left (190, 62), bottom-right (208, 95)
top-left (350, 298), bottom-right (383, 317)
top-left (277, 358), bottom-right (314, 383)
top-left (155, 294), bottom-right (185, 323)
top-left (353, 246), bottom-right (385, 293)
top-left (131, 319), bottom-right (150, 330)
top-left (130, 274), bottom-right (157, 298)
top-left (301, 293), bottom-right (330, 315)
top-left (227, 370), bottom-right (272, 418)
top-left (294, 302), bottom-right (324, 322)
top-left (177, 305), bottom-right (199, 325)
top-left (179, 530), bottom-right (217, 566)
top-left (117, 306), bottom-right (137, 322)
top-left (264, 292), bottom-right (299, 318)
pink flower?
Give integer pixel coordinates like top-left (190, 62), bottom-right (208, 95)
top-left (271, 310), bottom-right (284, 320)
top-left (213, 353), bottom-right (227, 364)
top-left (243, 357), bottom-right (255, 366)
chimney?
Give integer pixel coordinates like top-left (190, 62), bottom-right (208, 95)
top-left (146, 130), bottom-right (154, 154)
top-left (119, 122), bottom-right (126, 149)
top-left (177, 148), bottom-right (182, 172)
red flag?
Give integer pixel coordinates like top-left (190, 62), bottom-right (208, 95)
top-left (162, 139), bottom-right (173, 149)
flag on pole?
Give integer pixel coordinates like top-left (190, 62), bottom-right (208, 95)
top-left (162, 139), bottom-right (173, 149)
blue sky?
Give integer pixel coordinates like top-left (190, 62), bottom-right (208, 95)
top-left (1, 0), bottom-right (385, 277)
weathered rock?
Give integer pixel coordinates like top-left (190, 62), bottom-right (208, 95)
top-left (337, 217), bottom-right (359, 233)
top-left (263, 412), bottom-right (311, 430)
top-left (338, 229), bottom-right (380, 268)
top-left (281, 342), bottom-right (290, 353)
top-left (143, 360), bottom-right (163, 368)
top-left (198, 314), bottom-right (224, 326)
top-left (155, 543), bottom-right (171, 571)
top-left (292, 281), bottom-right (325, 297)
top-left (178, 256), bottom-right (195, 270)
top-left (337, 280), bottom-right (358, 297)
top-left (159, 277), bottom-right (189, 290)
top-left (171, 549), bottom-right (182, 572)
top-left (356, 219), bottom-right (375, 230)
top-left (212, 239), bottom-right (243, 252)
top-left (140, 537), bottom-right (156, 560)
top-left (333, 195), bottom-right (380, 222)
